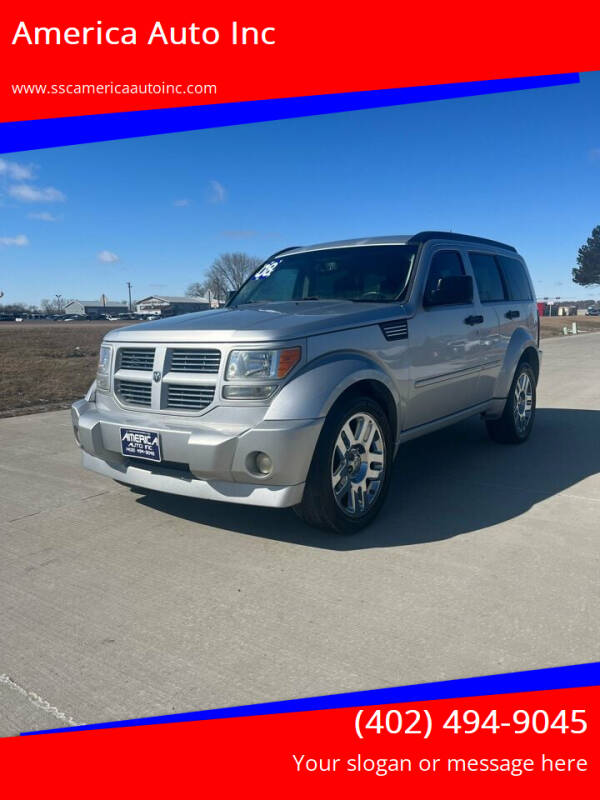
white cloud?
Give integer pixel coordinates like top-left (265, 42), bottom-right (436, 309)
top-left (0, 158), bottom-right (34, 181)
top-left (208, 180), bottom-right (226, 204)
top-left (0, 234), bottom-right (29, 247)
top-left (9, 184), bottom-right (66, 203)
top-left (173, 198), bottom-right (190, 207)
top-left (28, 211), bottom-right (59, 222)
top-left (97, 250), bottom-right (120, 263)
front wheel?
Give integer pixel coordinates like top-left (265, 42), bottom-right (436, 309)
top-left (294, 395), bottom-right (393, 533)
top-left (486, 361), bottom-right (536, 444)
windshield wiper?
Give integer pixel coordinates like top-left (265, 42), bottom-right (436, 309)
top-left (346, 297), bottom-right (396, 303)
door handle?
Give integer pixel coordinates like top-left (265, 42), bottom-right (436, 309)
top-left (505, 309), bottom-right (520, 319)
top-left (464, 315), bottom-right (483, 326)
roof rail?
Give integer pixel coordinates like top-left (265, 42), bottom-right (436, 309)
top-left (407, 231), bottom-right (517, 252)
top-left (269, 246), bottom-right (300, 258)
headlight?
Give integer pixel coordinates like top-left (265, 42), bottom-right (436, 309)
top-left (225, 347), bottom-right (301, 381)
top-left (96, 344), bottom-right (112, 392)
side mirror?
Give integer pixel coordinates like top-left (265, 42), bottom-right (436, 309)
top-left (424, 275), bottom-right (473, 307)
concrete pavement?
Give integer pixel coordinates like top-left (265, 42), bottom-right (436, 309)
top-left (0, 333), bottom-right (599, 736)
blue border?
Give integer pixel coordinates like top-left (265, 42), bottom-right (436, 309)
top-left (1, 73), bottom-right (579, 153)
top-left (22, 661), bottom-right (599, 736)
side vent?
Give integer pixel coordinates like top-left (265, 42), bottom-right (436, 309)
top-left (380, 319), bottom-right (408, 341)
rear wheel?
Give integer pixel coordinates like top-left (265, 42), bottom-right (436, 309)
top-left (486, 361), bottom-right (536, 444)
top-left (294, 395), bottom-right (393, 533)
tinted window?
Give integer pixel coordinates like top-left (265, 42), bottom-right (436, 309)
top-left (237, 264), bottom-right (299, 302)
top-left (231, 244), bottom-right (419, 305)
top-left (469, 252), bottom-right (506, 302)
top-left (424, 251), bottom-right (465, 303)
top-left (496, 256), bottom-right (532, 301)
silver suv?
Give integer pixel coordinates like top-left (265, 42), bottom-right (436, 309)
top-left (72, 232), bottom-right (541, 533)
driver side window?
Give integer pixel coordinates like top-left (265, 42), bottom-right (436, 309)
top-left (424, 250), bottom-right (465, 305)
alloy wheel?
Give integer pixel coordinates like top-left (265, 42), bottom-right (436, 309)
top-left (513, 370), bottom-right (533, 433)
top-left (330, 412), bottom-right (385, 516)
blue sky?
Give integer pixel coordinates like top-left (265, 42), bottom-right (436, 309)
top-left (1, 71), bottom-right (600, 306)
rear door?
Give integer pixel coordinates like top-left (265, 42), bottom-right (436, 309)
top-left (466, 251), bottom-right (507, 399)
top-left (494, 254), bottom-right (538, 345)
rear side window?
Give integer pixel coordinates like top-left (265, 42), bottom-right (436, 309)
top-left (424, 250), bottom-right (465, 303)
top-left (468, 252), bottom-right (506, 302)
top-left (496, 256), bottom-right (533, 301)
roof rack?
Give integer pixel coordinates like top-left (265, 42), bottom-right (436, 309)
top-left (407, 231), bottom-right (517, 253)
top-left (270, 246), bottom-right (300, 258)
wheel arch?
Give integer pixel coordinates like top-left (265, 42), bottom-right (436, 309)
top-left (519, 345), bottom-right (540, 383)
top-left (493, 328), bottom-right (540, 399)
top-left (264, 352), bottom-right (402, 440)
top-left (327, 379), bottom-right (398, 445)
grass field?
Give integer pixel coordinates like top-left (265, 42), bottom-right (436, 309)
top-left (0, 321), bottom-right (132, 417)
top-left (0, 316), bottom-right (598, 417)
top-left (540, 315), bottom-right (600, 337)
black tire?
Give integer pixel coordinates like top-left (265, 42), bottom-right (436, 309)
top-left (486, 361), bottom-right (536, 444)
top-left (294, 394), bottom-right (393, 533)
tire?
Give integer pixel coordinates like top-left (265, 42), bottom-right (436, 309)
top-left (294, 394), bottom-right (393, 533)
top-left (486, 360), bottom-right (536, 444)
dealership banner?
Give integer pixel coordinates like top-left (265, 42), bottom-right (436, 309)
top-left (3, 664), bottom-right (599, 795)
top-left (0, 1), bottom-right (596, 151)
top-left (2, 1), bottom-right (599, 795)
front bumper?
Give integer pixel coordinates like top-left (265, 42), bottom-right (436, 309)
top-left (71, 398), bottom-right (324, 508)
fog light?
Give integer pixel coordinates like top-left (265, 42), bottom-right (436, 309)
top-left (255, 452), bottom-right (272, 475)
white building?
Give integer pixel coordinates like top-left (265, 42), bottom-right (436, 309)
top-left (135, 295), bottom-right (212, 317)
top-left (64, 299), bottom-right (128, 317)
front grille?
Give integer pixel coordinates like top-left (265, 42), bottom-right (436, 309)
top-left (119, 348), bottom-right (155, 371)
top-left (169, 348), bottom-right (221, 373)
top-left (380, 319), bottom-right (409, 341)
top-left (166, 384), bottom-right (215, 411)
top-left (117, 380), bottom-right (152, 407)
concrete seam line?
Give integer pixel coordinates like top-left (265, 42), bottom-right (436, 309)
top-left (0, 673), bottom-right (79, 727)
top-left (6, 490), bottom-right (112, 523)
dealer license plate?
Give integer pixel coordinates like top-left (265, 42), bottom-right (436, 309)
top-left (120, 428), bottom-right (161, 462)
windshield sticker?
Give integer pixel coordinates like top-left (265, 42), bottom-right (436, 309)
top-left (252, 260), bottom-right (280, 279)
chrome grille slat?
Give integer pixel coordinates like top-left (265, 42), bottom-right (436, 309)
top-left (117, 380), bottom-right (152, 407)
top-left (166, 384), bottom-right (215, 410)
top-left (119, 348), bottom-right (155, 371)
top-left (112, 345), bottom-right (221, 412)
top-left (169, 348), bottom-right (221, 374)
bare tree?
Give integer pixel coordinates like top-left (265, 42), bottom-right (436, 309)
top-left (186, 252), bottom-right (262, 303)
top-left (0, 301), bottom-right (30, 314)
top-left (40, 297), bottom-right (73, 314)
top-left (185, 281), bottom-right (205, 298)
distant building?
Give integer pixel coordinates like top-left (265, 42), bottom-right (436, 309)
top-left (64, 299), bottom-right (129, 318)
top-left (135, 295), bottom-right (212, 317)
top-left (557, 305), bottom-right (577, 316)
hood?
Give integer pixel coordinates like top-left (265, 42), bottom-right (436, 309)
top-left (105, 300), bottom-right (411, 343)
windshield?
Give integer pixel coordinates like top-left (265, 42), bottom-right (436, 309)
top-left (230, 244), bottom-right (418, 306)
